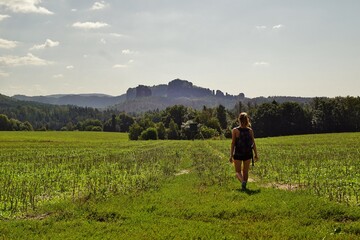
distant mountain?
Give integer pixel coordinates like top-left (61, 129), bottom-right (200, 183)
top-left (0, 93), bottom-right (20, 107)
top-left (9, 79), bottom-right (313, 112)
top-left (13, 94), bottom-right (127, 109)
top-left (113, 79), bottom-right (312, 113)
top-left (112, 95), bottom-right (241, 113)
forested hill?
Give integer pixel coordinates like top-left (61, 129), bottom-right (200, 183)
top-left (13, 93), bottom-right (127, 109)
top-left (0, 94), bottom-right (113, 131)
top-left (1, 93), bottom-right (360, 137)
top-left (11, 79), bottom-right (313, 111)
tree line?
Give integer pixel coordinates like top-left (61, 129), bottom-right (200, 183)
top-left (1, 95), bottom-right (359, 139)
top-left (125, 96), bottom-right (360, 140)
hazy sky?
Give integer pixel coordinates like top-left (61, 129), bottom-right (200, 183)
top-left (0, 0), bottom-right (359, 98)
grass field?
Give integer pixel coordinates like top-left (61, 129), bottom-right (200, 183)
top-left (1, 132), bottom-right (360, 239)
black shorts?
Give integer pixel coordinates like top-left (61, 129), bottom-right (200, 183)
top-left (233, 153), bottom-right (253, 161)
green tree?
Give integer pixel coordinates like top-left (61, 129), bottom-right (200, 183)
top-left (111, 114), bottom-right (116, 132)
top-left (181, 120), bottom-right (198, 140)
top-left (279, 102), bottom-right (310, 135)
top-left (9, 118), bottom-right (21, 131)
top-left (310, 97), bottom-right (334, 133)
top-left (167, 119), bottom-right (179, 140)
top-left (118, 113), bottom-right (134, 132)
top-left (156, 122), bottom-right (166, 140)
top-left (216, 104), bottom-right (227, 129)
top-left (0, 114), bottom-right (10, 131)
top-left (206, 117), bottom-right (222, 133)
top-left (196, 106), bottom-right (213, 125)
top-left (137, 117), bottom-right (155, 130)
top-left (162, 105), bottom-right (187, 128)
top-left (252, 102), bottom-right (281, 137)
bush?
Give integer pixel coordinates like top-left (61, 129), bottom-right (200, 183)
top-left (9, 118), bottom-right (21, 131)
top-left (91, 126), bottom-right (102, 131)
top-left (78, 119), bottom-right (102, 131)
top-left (129, 123), bottom-right (143, 140)
top-left (224, 128), bottom-right (232, 138)
top-left (19, 121), bottom-right (34, 131)
top-left (199, 125), bottom-right (219, 139)
top-left (206, 117), bottom-right (221, 133)
top-left (140, 127), bottom-right (158, 140)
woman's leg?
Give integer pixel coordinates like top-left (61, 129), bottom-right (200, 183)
top-left (234, 160), bottom-right (243, 182)
top-left (242, 159), bottom-right (251, 182)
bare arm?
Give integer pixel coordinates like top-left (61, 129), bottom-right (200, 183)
top-left (250, 129), bottom-right (259, 161)
top-left (229, 128), bottom-right (236, 162)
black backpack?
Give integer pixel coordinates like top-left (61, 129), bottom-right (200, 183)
top-left (234, 127), bottom-right (253, 159)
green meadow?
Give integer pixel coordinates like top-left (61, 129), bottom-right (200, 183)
top-left (1, 132), bottom-right (360, 239)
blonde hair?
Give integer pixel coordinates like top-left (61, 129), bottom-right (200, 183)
top-left (238, 112), bottom-right (251, 128)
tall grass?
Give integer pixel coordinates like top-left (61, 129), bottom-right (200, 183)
top-left (214, 133), bottom-right (360, 205)
top-left (0, 132), bottom-right (188, 215)
top-left (1, 132), bottom-right (359, 217)
top-left (259, 133), bottom-right (360, 204)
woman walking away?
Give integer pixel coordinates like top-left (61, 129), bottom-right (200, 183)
top-left (229, 112), bottom-right (258, 190)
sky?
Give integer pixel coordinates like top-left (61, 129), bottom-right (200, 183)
top-left (0, 0), bottom-right (359, 98)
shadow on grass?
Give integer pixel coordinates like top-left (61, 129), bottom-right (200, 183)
top-left (236, 188), bottom-right (261, 195)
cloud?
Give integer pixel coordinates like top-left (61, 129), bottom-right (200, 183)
top-left (72, 21), bottom-right (109, 29)
top-left (66, 65), bottom-right (74, 69)
top-left (113, 64), bottom-right (128, 68)
top-left (0, 14), bottom-right (10, 21)
top-left (122, 49), bottom-right (137, 55)
top-left (0, 38), bottom-right (18, 49)
top-left (110, 33), bottom-right (125, 38)
top-left (91, 1), bottom-right (108, 10)
top-left (0, 0), bottom-right (53, 14)
top-left (256, 25), bottom-right (284, 31)
top-left (53, 74), bottom-right (63, 78)
top-left (256, 25), bottom-right (267, 30)
top-left (273, 24), bottom-right (284, 29)
top-left (0, 70), bottom-right (10, 77)
top-left (253, 61), bottom-right (270, 66)
top-left (29, 39), bottom-right (59, 50)
top-left (113, 59), bottom-right (134, 69)
top-left (0, 53), bottom-right (53, 66)
top-left (100, 38), bottom-right (106, 44)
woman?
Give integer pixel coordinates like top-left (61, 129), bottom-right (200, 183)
top-left (229, 112), bottom-right (258, 190)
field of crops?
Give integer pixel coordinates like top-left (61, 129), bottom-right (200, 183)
top-left (1, 131), bottom-right (359, 217)
top-left (0, 132), bottom-right (192, 215)
top-left (213, 133), bottom-right (360, 205)
top-left (254, 133), bottom-right (360, 204)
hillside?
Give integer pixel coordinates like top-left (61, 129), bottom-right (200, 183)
top-left (0, 93), bottom-right (52, 108)
top-left (13, 93), bottom-right (127, 109)
top-left (0, 93), bottom-right (111, 130)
